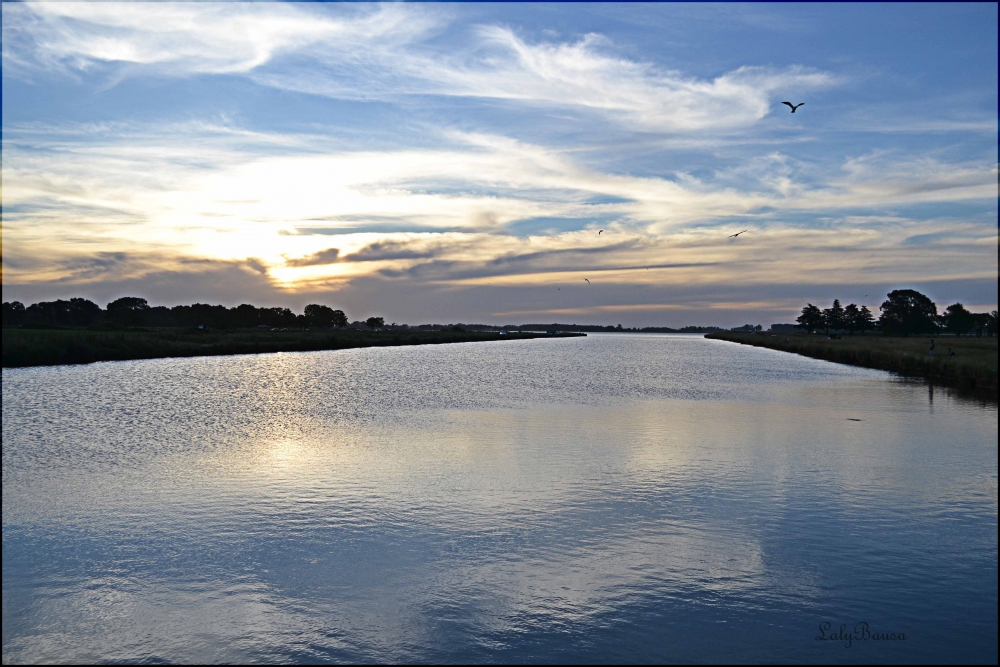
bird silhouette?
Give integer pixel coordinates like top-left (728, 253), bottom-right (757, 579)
top-left (782, 102), bottom-right (804, 113)
top-left (584, 278), bottom-right (591, 284)
top-left (598, 230), bottom-right (604, 235)
top-left (728, 230), bottom-right (748, 238)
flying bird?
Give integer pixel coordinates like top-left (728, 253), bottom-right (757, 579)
top-left (782, 101), bottom-right (804, 113)
top-left (584, 278), bottom-right (591, 284)
top-left (728, 230), bottom-right (748, 238)
top-left (598, 230), bottom-right (604, 235)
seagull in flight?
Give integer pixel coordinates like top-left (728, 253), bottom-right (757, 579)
top-left (584, 278), bottom-right (591, 284)
top-left (782, 101), bottom-right (804, 113)
top-left (728, 230), bottom-right (748, 238)
top-left (598, 230), bottom-right (604, 235)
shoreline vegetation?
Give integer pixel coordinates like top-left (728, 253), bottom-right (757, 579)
top-left (706, 331), bottom-right (998, 399)
top-left (2, 328), bottom-right (584, 369)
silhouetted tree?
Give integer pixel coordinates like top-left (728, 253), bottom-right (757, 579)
top-left (987, 311), bottom-right (998, 337)
top-left (24, 298), bottom-right (101, 327)
top-left (878, 289), bottom-right (938, 336)
top-left (145, 306), bottom-right (176, 327)
top-left (305, 304), bottom-right (329, 327)
top-left (968, 312), bottom-right (989, 337)
top-left (107, 297), bottom-right (150, 327)
top-left (941, 303), bottom-right (974, 336)
top-left (857, 305), bottom-right (875, 335)
top-left (796, 304), bottom-right (824, 332)
top-left (365, 316), bottom-right (385, 330)
top-left (843, 303), bottom-right (860, 335)
top-left (822, 299), bottom-right (845, 333)
top-left (304, 304), bottom-right (347, 328)
top-left (232, 304), bottom-right (261, 328)
top-left (66, 298), bottom-right (101, 326)
top-left (2, 301), bottom-right (26, 327)
top-left (185, 303), bottom-right (230, 328)
top-left (257, 307), bottom-right (296, 328)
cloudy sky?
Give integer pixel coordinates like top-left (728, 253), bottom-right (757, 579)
top-left (2, 2), bottom-right (996, 326)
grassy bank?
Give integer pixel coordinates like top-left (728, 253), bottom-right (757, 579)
top-left (706, 331), bottom-right (998, 398)
top-left (2, 327), bottom-right (584, 369)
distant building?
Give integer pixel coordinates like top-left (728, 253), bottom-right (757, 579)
top-left (769, 323), bottom-right (799, 333)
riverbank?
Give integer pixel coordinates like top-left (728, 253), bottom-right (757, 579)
top-left (2, 327), bottom-right (584, 368)
top-left (706, 331), bottom-right (998, 398)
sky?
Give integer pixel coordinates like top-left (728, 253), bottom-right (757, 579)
top-left (2, 1), bottom-right (997, 327)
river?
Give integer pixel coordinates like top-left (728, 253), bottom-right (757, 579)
top-left (2, 334), bottom-right (996, 663)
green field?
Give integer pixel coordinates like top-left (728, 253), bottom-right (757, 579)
top-left (707, 331), bottom-right (998, 398)
top-left (2, 327), bottom-right (583, 369)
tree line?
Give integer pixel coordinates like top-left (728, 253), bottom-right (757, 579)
top-left (796, 289), bottom-right (997, 336)
top-left (0, 297), bottom-right (386, 330)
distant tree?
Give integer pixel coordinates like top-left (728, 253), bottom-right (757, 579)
top-left (145, 306), bottom-right (176, 327)
top-left (232, 304), bottom-right (260, 328)
top-left (107, 296), bottom-right (150, 326)
top-left (987, 311), bottom-right (998, 337)
top-left (822, 299), bottom-right (845, 333)
top-left (941, 303), bottom-right (974, 336)
top-left (365, 316), bottom-right (385, 330)
top-left (2, 301), bottom-right (26, 327)
top-left (304, 304), bottom-right (336, 327)
top-left (857, 305), bottom-right (875, 335)
top-left (256, 307), bottom-right (296, 328)
top-left (67, 298), bottom-right (102, 326)
top-left (301, 305), bottom-right (346, 328)
top-left (796, 304), bottom-right (824, 332)
top-left (168, 304), bottom-right (195, 327)
top-left (843, 303), bottom-right (860, 335)
top-left (25, 298), bottom-right (102, 327)
top-left (878, 289), bottom-right (938, 336)
top-left (187, 303), bottom-right (229, 329)
top-left (967, 312), bottom-right (990, 337)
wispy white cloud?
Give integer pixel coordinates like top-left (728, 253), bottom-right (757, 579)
top-left (2, 2), bottom-right (436, 77)
top-left (425, 27), bottom-right (835, 131)
top-left (3, 2), bottom-right (836, 133)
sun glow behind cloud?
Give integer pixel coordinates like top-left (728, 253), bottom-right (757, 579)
top-left (2, 2), bottom-right (997, 324)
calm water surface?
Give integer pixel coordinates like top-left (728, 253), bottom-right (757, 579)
top-left (2, 334), bottom-right (997, 663)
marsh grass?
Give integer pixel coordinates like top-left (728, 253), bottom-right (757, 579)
top-left (707, 331), bottom-right (998, 398)
top-left (2, 328), bottom-right (578, 368)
